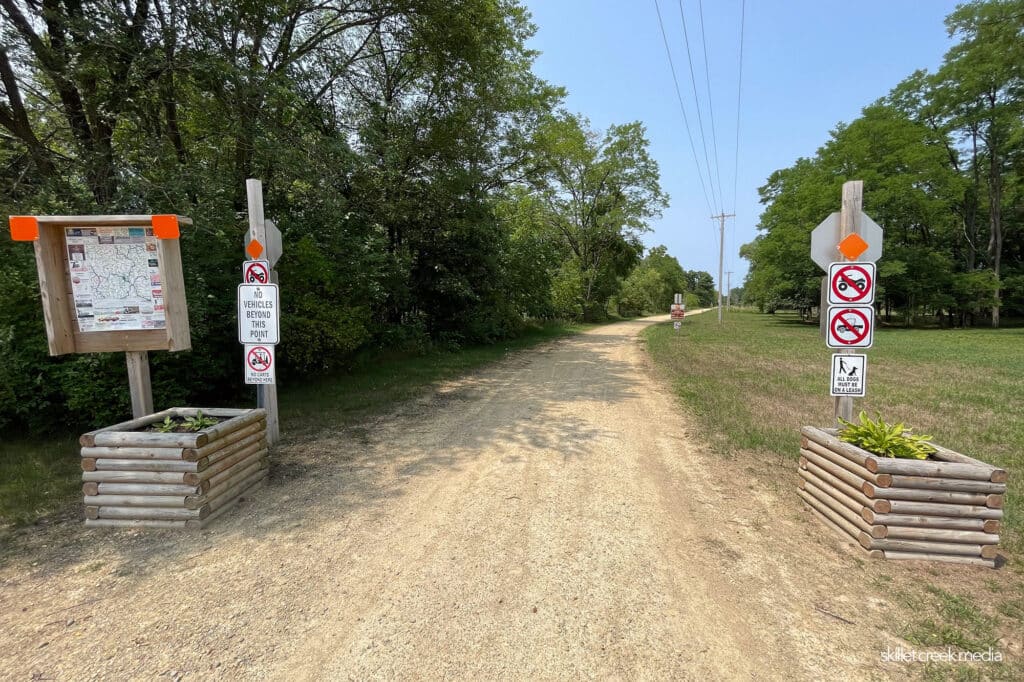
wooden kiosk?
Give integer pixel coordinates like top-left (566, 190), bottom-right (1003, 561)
top-left (10, 214), bottom-right (269, 528)
top-left (9, 214), bottom-right (191, 416)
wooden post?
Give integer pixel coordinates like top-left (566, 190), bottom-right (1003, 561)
top-left (245, 179), bottom-right (280, 445)
top-left (819, 276), bottom-right (828, 340)
top-left (125, 351), bottom-right (154, 418)
top-left (834, 180), bottom-right (863, 424)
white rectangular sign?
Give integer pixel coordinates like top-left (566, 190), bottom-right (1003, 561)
top-left (244, 344), bottom-right (275, 385)
top-left (830, 354), bottom-right (866, 397)
top-left (238, 283), bottom-right (280, 344)
top-left (826, 305), bottom-right (874, 349)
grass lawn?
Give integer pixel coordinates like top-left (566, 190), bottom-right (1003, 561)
top-left (644, 309), bottom-right (1024, 676)
top-left (0, 319), bottom-right (596, 533)
top-left (643, 308), bottom-right (1022, 555)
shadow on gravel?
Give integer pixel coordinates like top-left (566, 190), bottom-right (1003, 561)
top-left (0, 319), bottom-right (653, 582)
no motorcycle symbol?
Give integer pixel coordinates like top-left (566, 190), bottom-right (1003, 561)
top-left (827, 306), bottom-right (874, 349)
top-left (828, 261), bottom-right (875, 305)
top-left (243, 259), bottom-right (270, 284)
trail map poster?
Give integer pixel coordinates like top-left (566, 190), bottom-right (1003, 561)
top-left (65, 227), bottom-right (166, 332)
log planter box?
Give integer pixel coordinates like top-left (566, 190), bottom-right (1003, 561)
top-left (798, 426), bottom-right (1008, 568)
top-left (80, 407), bottom-right (268, 529)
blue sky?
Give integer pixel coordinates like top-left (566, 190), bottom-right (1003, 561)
top-left (522, 0), bottom-right (962, 292)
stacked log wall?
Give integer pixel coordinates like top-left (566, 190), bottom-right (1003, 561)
top-left (798, 426), bottom-right (1005, 568)
top-left (80, 408), bottom-right (268, 529)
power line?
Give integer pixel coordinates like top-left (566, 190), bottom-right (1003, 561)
top-left (677, 0), bottom-right (722, 213)
top-left (697, 0), bottom-right (725, 212)
top-left (731, 0), bottom-right (746, 216)
top-left (653, 0), bottom-right (715, 217)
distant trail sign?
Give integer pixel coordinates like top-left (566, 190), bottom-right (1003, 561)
top-left (828, 262), bottom-right (875, 305)
top-left (827, 305), bottom-right (874, 349)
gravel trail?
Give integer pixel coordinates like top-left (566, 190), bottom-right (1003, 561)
top-left (0, 315), bottom-right (909, 680)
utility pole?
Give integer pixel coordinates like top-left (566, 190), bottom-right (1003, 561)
top-left (726, 271), bottom-right (733, 311)
top-left (711, 212), bottom-right (735, 324)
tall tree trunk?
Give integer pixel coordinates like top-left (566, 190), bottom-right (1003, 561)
top-left (986, 117), bottom-right (1002, 329)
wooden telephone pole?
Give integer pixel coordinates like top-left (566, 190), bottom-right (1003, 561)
top-left (712, 212), bottom-right (735, 324)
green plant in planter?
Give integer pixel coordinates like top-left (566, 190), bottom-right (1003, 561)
top-left (838, 411), bottom-right (936, 460)
top-left (182, 411), bottom-right (218, 432)
top-left (153, 416), bottom-right (177, 433)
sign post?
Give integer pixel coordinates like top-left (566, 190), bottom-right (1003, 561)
top-left (244, 179), bottom-right (280, 444)
top-left (810, 181), bottom-right (883, 424)
top-left (835, 182), bottom-right (862, 423)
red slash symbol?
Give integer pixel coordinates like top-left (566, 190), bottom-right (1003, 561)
top-left (245, 262), bottom-right (269, 284)
top-left (247, 346), bottom-right (272, 371)
top-left (831, 264), bottom-right (872, 303)
top-left (830, 308), bottom-right (870, 345)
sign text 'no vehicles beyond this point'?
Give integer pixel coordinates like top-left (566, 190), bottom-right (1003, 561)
top-left (237, 283), bottom-right (279, 344)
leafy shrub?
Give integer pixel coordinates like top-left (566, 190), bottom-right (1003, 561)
top-left (838, 411), bottom-right (936, 460)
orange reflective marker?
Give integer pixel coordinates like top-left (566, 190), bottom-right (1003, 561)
top-left (152, 214), bottom-right (180, 239)
top-left (246, 239), bottom-right (264, 259)
top-left (838, 233), bottom-right (868, 261)
top-left (9, 215), bottom-right (39, 241)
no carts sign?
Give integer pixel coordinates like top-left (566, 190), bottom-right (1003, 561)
top-left (245, 344), bottom-right (275, 385)
top-left (827, 305), bottom-right (874, 348)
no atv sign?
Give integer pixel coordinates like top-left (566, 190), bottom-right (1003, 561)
top-left (828, 262), bottom-right (874, 305)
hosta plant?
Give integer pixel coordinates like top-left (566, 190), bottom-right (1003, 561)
top-left (837, 411), bottom-right (936, 460)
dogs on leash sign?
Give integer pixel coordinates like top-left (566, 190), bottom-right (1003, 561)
top-left (830, 354), bottom-right (866, 397)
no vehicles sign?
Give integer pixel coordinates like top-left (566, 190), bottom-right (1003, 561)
top-left (828, 262), bottom-right (875, 305)
top-left (245, 344), bottom-right (275, 385)
top-left (237, 284), bottom-right (279, 344)
top-left (831, 354), bottom-right (866, 397)
top-left (827, 305), bottom-right (874, 349)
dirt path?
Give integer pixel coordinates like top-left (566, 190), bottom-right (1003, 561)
top-left (1, 315), bottom-right (914, 679)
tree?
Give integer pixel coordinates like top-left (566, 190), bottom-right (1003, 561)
top-left (529, 113), bottom-right (667, 320)
top-left (615, 245), bottom-right (690, 316)
top-left (931, 0), bottom-right (1024, 326)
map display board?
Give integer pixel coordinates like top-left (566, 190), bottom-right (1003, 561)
top-left (65, 227), bottom-right (166, 332)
